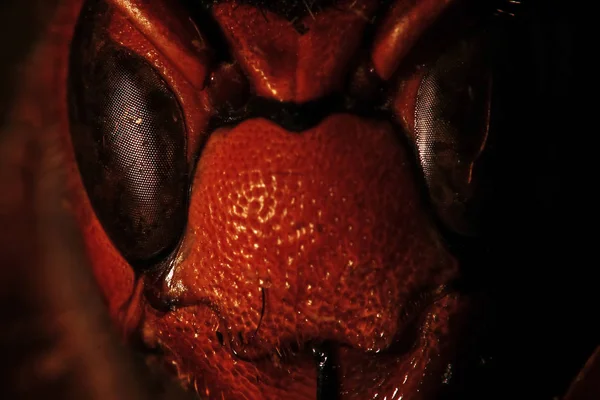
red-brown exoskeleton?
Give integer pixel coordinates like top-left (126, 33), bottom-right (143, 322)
top-left (0, 1), bottom-right (592, 400)
top-left (64, 1), bottom-right (495, 398)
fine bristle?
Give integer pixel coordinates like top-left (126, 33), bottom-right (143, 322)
top-left (493, 0), bottom-right (524, 18)
top-left (199, 0), bottom-right (339, 20)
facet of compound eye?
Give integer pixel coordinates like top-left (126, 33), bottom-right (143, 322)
top-left (414, 37), bottom-right (492, 235)
top-left (68, 2), bottom-right (188, 268)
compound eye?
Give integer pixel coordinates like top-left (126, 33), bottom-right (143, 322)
top-left (414, 38), bottom-right (492, 235)
top-left (69, 12), bottom-right (188, 269)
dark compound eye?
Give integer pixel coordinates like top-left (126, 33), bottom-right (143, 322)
top-left (414, 36), bottom-right (492, 236)
top-left (68, 3), bottom-right (188, 269)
